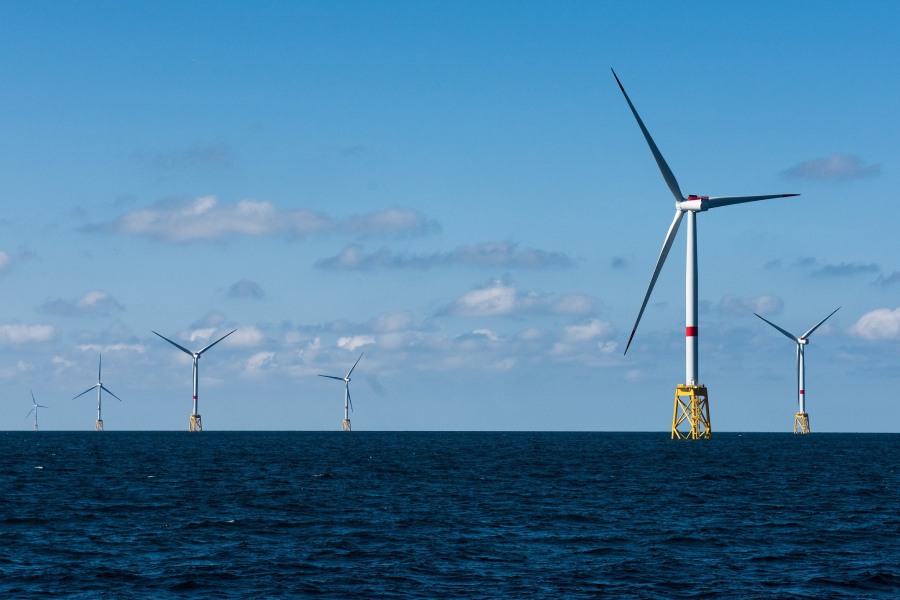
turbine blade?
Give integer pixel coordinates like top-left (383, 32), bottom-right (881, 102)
top-left (72, 384), bottom-right (99, 401)
top-left (347, 384), bottom-right (354, 412)
top-left (152, 331), bottom-right (195, 356)
top-left (37, 405), bottom-right (49, 409)
top-left (624, 210), bottom-right (684, 354)
top-left (611, 69), bottom-right (684, 202)
top-left (754, 313), bottom-right (798, 342)
top-left (101, 385), bottom-right (122, 402)
top-left (198, 329), bottom-right (237, 355)
top-left (318, 375), bottom-right (345, 381)
top-left (802, 307), bottom-right (841, 339)
top-left (25, 407), bottom-right (35, 419)
top-left (346, 352), bottom-right (364, 379)
top-left (704, 194), bottom-right (799, 210)
top-left (31, 391), bottom-right (36, 404)
top-left (98, 353), bottom-right (102, 383)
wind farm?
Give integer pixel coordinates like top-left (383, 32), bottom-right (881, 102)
top-left (71, 354), bottom-right (122, 431)
top-left (755, 308), bottom-right (841, 434)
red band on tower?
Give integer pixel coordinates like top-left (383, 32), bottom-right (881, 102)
top-left (686, 326), bottom-right (698, 337)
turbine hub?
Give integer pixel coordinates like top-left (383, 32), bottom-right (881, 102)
top-left (799, 338), bottom-right (809, 345)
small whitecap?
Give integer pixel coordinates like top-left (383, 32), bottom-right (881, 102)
top-left (35, 466), bottom-right (43, 469)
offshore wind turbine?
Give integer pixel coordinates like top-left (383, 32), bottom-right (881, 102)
top-left (318, 353), bottom-right (363, 431)
top-left (26, 393), bottom-right (48, 431)
top-left (613, 69), bottom-right (799, 439)
top-left (72, 354), bottom-right (122, 431)
top-left (755, 308), bottom-right (840, 434)
top-left (153, 329), bottom-right (236, 431)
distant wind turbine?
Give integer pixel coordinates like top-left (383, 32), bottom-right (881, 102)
top-left (612, 68), bottom-right (799, 440)
top-left (153, 329), bottom-right (236, 431)
top-left (319, 353), bottom-right (363, 431)
top-left (72, 354), bottom-right (122, 431)
top-left (26, 392), bottom-right (48, 431)
top-left (755, 308), bottom-right (840, 434)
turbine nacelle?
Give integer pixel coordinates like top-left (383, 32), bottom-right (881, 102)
top-left (678, 195), bottom-right (709, 212)
top-left (799, 338), bottom-right (809, 345)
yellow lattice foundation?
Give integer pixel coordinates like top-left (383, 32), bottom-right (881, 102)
top-left (96, 419), bottom-right (104, 431)
top-left (342, 419), bottom-right (351, 431)
top-left (672, 384), bottom-right (711, 440)
top-left (794, 412), bottom-right (809, 434)
top-left (190, 414), bottom-right (202, 432)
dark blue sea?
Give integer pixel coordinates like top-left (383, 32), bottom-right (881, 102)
top-left (2, 432), bottom-right (899, 598)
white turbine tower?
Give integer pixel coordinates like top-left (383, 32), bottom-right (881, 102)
top-left (153, 329), bottom-right (236, 431)
top-left (72, 354), bottom-right (122, 431)
top-left (319, 353), bottom-right (363, 431)
top-left (26, 392), bottom-right (48, 432)
top-left (755, 307), bottom-right (840, 434)
top-left (613, 69), bottom-right (799, 439)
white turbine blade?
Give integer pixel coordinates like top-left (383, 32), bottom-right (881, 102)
top-left (25, 406), bottom-right (35, 419)
top-left (101, 385), bottom-right (122, 402)
top-left (37, 405), bottom-right (49, 409)
top-left (796, 345), bottom-right (800, 406)
top-left (318, 375), bottom-right (345, 381)
top-left (347, 384), bottom-right (354, 412)
top-left (705, 194), bottom-right (799, 210)
top-left (198, 329), bottom-right (237, 355)
top-left (624, 210), bottom-right (684, 354)
top-left (152, 331), bottom-right (195, 357)
top-left (72, 384), bottom-right (99, 401)
top-left (611, 69), bottom-right (684, 203)
top-left (31, 391), bottom-right (36, 404)
top-left (802, 307), bottom-right (841, 339)
top-left (346, 352), bottom-right (364, 379)
top-left (98, 354), bottom-right (102, 383)
top-left (754, 313), bottom-right (798, 342)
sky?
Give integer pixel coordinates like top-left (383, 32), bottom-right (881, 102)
top-left (1, 1), bottom-right (898, 431)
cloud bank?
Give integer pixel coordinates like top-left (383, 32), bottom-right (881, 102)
top-left (784, 154), bottom-right (880, 180)
top-left (96, 196), bottom-right (438, 243)
top-left (40, 291), bottom-right (124, 317)
top-left (848, 308), bottom-right (900, 340)
top-left (315, 242), bottom-right (574, 271)
top-left (443, 279), bottom-right (595, 317)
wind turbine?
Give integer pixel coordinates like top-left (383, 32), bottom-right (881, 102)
top-left (318, 353), bottom-right (363, 431)
top-left (72, 354), bottom-right (122, 431)
top-left (26, 392), bottom-right (48, 431)
top-left (153, 329), bottom-right (236, 431)
top-left (755, 308), bottom-right (839, 434)
top-left (613, 69), bottom-right (799, 440)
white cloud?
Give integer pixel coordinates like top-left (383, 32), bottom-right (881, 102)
top-left (225, 327), bottom-right (264, 347)
top-left (189, 328), bottom-right (216, 342)
top-left (0, 360), bottom-right (32, 378)
top-left (97, 196), bottom-right (436, 243)
top-left (77, 344), bottom-right (146, 353)
top-left (337, 335), bottom-right (376, 351)
top-left (562, 320), bottom-right (614, 343)
top-left (718, 294), bottom-right (784, 315)
top-left (848, 308), bottom-right (900, 340)
top-left (0, 324), bottom-right (54, 344)
top-left (246, 351), bottom-right (275, 372)
top-left (444, 279), bottom-right (595, 317)
top-left (40, 291), bottom-right (123, 317)
top-left (784, 153), bottom-right (880, 179)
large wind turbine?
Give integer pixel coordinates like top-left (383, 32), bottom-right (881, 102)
top-left (72, 354), bottom-right (122, 431)
top-left (755, 308), bottom-right (839, 434)
top-left (613, 69), bottom-right (799, 439)
top-left (26, 392), bottom-right (48, 431)
top-left (153, 329), bottom-right (236, 431)
top-left (319, 353), bottom-right (363, 431)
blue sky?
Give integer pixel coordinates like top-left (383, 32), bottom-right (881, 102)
top-left (1, 1), bottom-right (898, 431)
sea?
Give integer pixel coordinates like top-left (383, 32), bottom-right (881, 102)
top-left (1, 432), bottom-right (898, 599)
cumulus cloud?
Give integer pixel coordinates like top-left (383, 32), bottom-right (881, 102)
top-left (847, 308), bottom-right (900, 340)
top-left (94, 196), bottom-right (436, 243)
top-left (245, 351), bottom-right (275, 373)
top-left (40, 291), bottom-right (123, 318)
top-left (718, 294), bottom-right (784, 315)
top-left (228, 279), bottom-right (265, 299)
top-left (443, 279), bottom-right (595, 317)
top-left (784, 154), bottom-right (880, 179)
top-left (315, 242), bottom-right (573, 271)
top-left (337, 335), bottom-right (376, 351)
top-left (811, 262), bottom-right (879, 277)
top-left (132, 140), bottom-right (233, 171)
top-left (224, 327), bottom-right (264, 347)
top-left (0, 324), bottom-right (54, 344)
